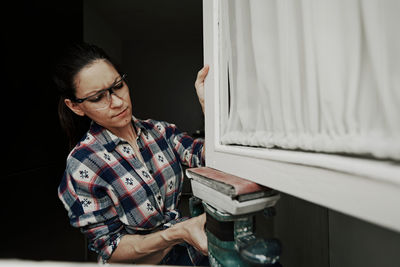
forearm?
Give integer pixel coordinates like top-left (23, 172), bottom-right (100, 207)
top-left (108, 225), bottom-right (185, 264)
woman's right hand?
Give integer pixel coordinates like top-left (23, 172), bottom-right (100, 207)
top-left (109, 213), bottom-right (208, 263)
top-left (179, 213), bottom-right (208, 255)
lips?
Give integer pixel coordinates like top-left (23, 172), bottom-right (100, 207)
top-left (113, 107), bottom-right (128, 118)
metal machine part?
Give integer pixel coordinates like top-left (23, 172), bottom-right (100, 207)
top-left (186, 167), bottom-right (282, 267)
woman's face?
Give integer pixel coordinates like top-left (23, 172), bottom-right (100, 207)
top-left (66, 59), bottom-right (133, 132)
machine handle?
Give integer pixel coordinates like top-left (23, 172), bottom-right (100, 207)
top-left (189, 196), bottom-right (204, 217)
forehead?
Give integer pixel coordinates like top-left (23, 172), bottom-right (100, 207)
top-left (74, 59), bottom-right (119, 96)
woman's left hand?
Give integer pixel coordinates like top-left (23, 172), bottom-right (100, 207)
top-left (194, 64), bottom-right (210, 113)
top-left (180, 213), bottom-right (208, 255)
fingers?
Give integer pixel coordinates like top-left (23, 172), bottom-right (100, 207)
top-left (182, 213), bottom-right (209, 255)
top-left (196, 231), bottom-right (208, 255)
top-left (197, 64), bottom-right (210, 79)
top-left (195, 64), bottom-right (210, 88)
top-left (199, 212), bottom-right (206, 226)
top-left (192, 216), bottom-right (208, 255)
top-left (195, 213), bottom-right (208, 255)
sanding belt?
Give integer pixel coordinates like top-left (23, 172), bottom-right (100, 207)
top-left (188, 167), bottom-right (274, 241)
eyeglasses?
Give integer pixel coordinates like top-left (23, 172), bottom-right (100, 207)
top-left (74, 74), bottom-right (128, 110)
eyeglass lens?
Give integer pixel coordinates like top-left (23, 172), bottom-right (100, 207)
top-left (89, 77), bottom-right (128, 110)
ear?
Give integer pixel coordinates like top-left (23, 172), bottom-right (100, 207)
top-left (64, 98), bottom-right (85, 117)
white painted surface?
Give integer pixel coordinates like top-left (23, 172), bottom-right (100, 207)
top-left (189, 179), bottom-right (280, 215)
top-left (202, 0), bottom-right (400, 233)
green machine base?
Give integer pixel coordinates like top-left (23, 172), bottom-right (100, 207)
top-left (190, 197), bottom-right (282, 267)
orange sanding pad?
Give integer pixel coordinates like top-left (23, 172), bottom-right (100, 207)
top-left (187, 167), bottom-right (271, 196)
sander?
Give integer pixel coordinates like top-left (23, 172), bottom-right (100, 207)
top-left (186, 167), bottom-right (282, 266)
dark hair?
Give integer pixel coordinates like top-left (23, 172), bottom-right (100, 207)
top-left (53, 43), bottom-right (115, 149)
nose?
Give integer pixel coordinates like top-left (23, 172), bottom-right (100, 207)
top-left (110, 93), bottom-right (124, 108)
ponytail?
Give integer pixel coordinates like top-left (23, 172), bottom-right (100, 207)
top-left (57, 98), bottom-right (90, 150)
top-left (53, 43), bottom-right (114, 149)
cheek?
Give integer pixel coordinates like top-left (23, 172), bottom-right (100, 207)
top-left (124, 89), bottom-right (132, 102)
top-left (85, 108), bottom-right (108, 121)
top-left (124, 96), bottom-right (133, 111)
top-left (125, 94), bottom-right (132, 105)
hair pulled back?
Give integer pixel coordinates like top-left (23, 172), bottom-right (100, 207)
top-left (53, 43), bottom-right (113, 149)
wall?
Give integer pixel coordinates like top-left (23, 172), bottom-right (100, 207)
top-left (268, 194), bottom-right (400, 267)
top-left (83, 0), bottom-right (204, 135)
top-left (83, 1), bottom-right (123, 67)
top-left (122, 39), bottom-right (204, 135)
top-left (329, 210), bottom-right (400, 267)
top-left (1, 0), bottom-right (86, 261)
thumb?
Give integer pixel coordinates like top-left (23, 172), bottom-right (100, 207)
top-left (195, 65), bottom-right (210, 87)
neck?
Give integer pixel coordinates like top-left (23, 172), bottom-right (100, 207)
top-left (110, 123), bottom-right (137, 143)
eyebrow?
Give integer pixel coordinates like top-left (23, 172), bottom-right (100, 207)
top-left (83, 76), bottom-right (121, 97)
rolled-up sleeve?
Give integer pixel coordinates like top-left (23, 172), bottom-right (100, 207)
top-left (58, 161), bottom-right (126, 263)
top-left (162, 122), bottom-right (205, 167)
top-left (81, 217), bottom-right (126, 262)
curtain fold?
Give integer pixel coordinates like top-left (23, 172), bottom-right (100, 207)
top-left (220, 0), bottom-right (400, 160)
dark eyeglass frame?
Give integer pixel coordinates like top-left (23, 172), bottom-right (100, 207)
top-left (73, 73), bottom-right (127, 103)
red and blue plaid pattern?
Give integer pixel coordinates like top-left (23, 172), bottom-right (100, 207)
top-left (58, 117), bottom-right (205, 263)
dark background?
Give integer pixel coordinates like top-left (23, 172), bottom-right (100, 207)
top-left (2, 0), bottom-right (87, 261)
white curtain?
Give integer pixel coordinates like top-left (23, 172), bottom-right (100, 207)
top-left (220, 0), bottom-right (400, 160)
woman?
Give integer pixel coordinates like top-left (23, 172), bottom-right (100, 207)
top-left (55, 43), bottom-right (209, 265)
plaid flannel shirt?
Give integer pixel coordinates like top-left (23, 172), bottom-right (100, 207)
top-left (58, 117), bottom-right (205, 263)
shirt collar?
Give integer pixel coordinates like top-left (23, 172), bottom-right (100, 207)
top-left (89, 115), bottom-right (148, 152)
